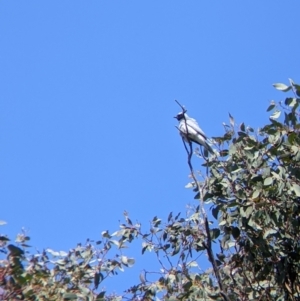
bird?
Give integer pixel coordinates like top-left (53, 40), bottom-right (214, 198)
top-left (174, 111), bottom-right (214, 154)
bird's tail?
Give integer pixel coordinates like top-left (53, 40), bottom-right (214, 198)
top-left (205, 143), bottom-right (214, 154)
top-left (205, 141), bottom-right (214, 154)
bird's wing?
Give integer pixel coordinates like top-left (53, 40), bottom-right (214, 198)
top-left (185, 119), bottom-right (207, 139)
top-left (179, 120), bottom-right (199, 136)
top-left (178, 116), bottom-right (213, 153)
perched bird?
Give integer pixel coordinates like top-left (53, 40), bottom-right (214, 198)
top-left (175, 112), bottom-right (213, 154)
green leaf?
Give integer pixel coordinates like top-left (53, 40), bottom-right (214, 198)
top-left (227, 241), bottom-right (236, 248)
top-left (285, 97), bottom-right (297, 107)
top-left (216, 253), bottom-right (226, 262)
top-left (0, 236), bottom-right (9, 241)
top-left (101, 230), bottom-right (111, 238)
top-left (127, 258), bottom-right (135, 267)
top-left (264, 177), bottom-right (273, 186)
top-left (212, 206), bottom-right (219, 220)
top-left (288, 132), bottom-right (297, 145)
top-left (219, 220), bottom-right (227, 226)
top-left (273, 83), bottom-right (291, 92)
top-left (121, 255), bottom-right (128, 265)
top-left (152, 216), bottom-right (161, 227)
top-left (290, 80), bottom-right (300, 96)
top-left (229, 113), bottom-right (234, 127)
top-left (80, 286), bottom-right (91, 296)
top-left (263, 228), bottom-right (278, 238)
top-left (63, 293), bottom-right (78, 300)
top-left (109, 240), bottom-right (120, 247)
top-left (266, 102), bottom-right (276, 112)
top-left (141, 245), bottom-right (148, 254)
top-left (185, 182), bottom-right (194, 189)
top-left (96, 291), bottom-right (106, 301)
top-left (172, 244), bottom-right (180, 256)
top-left (252, 189), bottom-right (260, 200)
top-left (270, 110), bottom-right (281, 120)
top-left (245, 206), bottom-right (253, 218)
top-left (219, 149), bottom-right (229, 157)
top-left (94, 272), bottom-right (103, 289)
top-left (46, 248), bottom-right (60, 256)
top-left (187, 260), bottom-right (198, 267)
top-left (120, 255), bottom-right (135, 267)
top-left (182, 280), bottom-right (193, 291)
top-left (232, 227), bottom-right (240, 239)
top-left (7, 244), bottom-right (24, 256)
top-left (194, 192), bottom-right (200, 199)
top-left (232, 168), bottom-right (242, 174)
top-left (210, 228), bottom-right (220, 240)
top-left (292, 183), bottom-right (300, 196)
top-left (238, 131), bottom-right (248, 138)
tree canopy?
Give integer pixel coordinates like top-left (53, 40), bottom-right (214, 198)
top-left (1, 79), bottom-right (300, 301)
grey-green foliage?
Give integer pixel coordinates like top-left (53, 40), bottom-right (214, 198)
top-left (199, 78), bottom-right (300, 300)
top-left (0, 228), bottom-right (135, 301)
top-left (1, 79), bottom-right (300, 301)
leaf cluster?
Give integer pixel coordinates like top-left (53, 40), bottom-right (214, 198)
top-left (2, 80), bottom-right (300, 300)
top-left (0, 227), bottom-right (135, 301)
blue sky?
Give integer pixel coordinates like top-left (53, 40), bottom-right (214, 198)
top-left (0, 0), bottom-right (299, 295)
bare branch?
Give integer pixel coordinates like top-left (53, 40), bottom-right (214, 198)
top-left (174, 99), bottom-right (187, 113)
top-left (178, 106), bottom-right (230, 301)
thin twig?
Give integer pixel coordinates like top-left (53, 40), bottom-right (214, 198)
top-left (175, 99), bottom-right (187, 114)
top-left (183, 139), bottom-right (229, 301)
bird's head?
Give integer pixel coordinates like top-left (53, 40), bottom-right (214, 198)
top-left (174, 112), bottom-right (186, 121)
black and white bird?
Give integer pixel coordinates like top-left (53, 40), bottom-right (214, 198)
top-left (175, 112), bottom-right (213, 154)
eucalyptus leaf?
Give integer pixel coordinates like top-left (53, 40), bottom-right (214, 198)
top-left (292, 183), bottom-right (300, 196)
top-left (273, 83), bottom-right (291, 92)
top-left (229, 113), bottom-right (234, 127)
top-left (63, 293), bottom-right (78, 300)
top-left (264, 177), bottom-right (273, 186)
top-left (270, 110), bottom-right (281, 120)
top-left (252, 189), bottom-right (260, 200)
top-left (267, 103), bottom-right (276, 112)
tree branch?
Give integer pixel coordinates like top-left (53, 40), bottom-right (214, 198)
top-left (175, 100), bottom-right (230, 301)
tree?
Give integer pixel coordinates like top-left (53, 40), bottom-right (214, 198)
top-left (1, 79), bottom-right (300, 301)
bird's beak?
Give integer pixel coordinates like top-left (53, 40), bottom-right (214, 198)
top-left (173, 116), bottom-right (177, 119)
